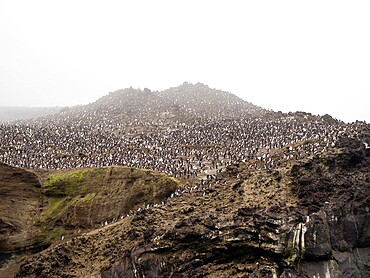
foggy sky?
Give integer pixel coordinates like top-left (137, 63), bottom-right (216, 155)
top-left (1, 1), bottom-right (369, 123)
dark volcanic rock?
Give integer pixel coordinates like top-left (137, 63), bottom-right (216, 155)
top-left (287, 136), bottom-right (370, 277)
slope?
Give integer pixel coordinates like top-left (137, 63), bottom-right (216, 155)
top-left (14, 136), bottom-right (370, 277)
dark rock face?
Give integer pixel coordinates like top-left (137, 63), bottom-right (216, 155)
top-left (288, 137), bottom-right (370, 277)
top-left (298, 208), bottom-right (370, 277)
top-left (0, 163), bottom-right (42, 256)
top-left (12, 138), bottom-right (370, 277)
top-left (100, 209), bottom-right (370, 277)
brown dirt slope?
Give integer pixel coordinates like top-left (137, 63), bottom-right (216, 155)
top-left (14, 137), bottom-right (370, 277)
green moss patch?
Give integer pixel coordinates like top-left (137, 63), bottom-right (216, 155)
top-left (35, 166), bottom-right (179, 247)
top-left (45, 197), bottom-right (67, 217)
top-left (44, 170), bottom-right (87, 196)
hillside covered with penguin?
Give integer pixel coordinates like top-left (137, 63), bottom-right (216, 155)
top-left (0, 82), bottom-right (369, 277)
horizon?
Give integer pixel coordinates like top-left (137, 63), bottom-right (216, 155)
top-left (1, 1), bottom-right (369, 123)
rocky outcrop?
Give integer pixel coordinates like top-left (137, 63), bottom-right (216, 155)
top-left (287, 136), bottom-right (370, 277)
top-left (0, 166), bottom-right (178, 277)
top-left (14, 137), bottom-right (370, 277)
top-left (38, 167), bottom-right (178, 231)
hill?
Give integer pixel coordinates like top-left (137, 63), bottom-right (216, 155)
top-left (1, 83), bottom-right (369, 277)
top-left (11, 136), bottom-right (370, 277)
top-left (30, 83), bottom-right (265, 126)
top-left (83, 82), bottom-right (266, 121)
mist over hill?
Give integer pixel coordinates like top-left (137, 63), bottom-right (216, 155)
top-left (1, 82), bottom-right (266, 123)
top-left (0, 107), bottom-right (63, 122)
top-left (85, 86), bottom-right (184, 122)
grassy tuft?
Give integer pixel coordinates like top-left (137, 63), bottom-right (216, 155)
top-left (293, 139), bottom-right (315, 148)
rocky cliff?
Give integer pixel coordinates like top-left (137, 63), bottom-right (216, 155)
top-left (12, 136), bottom-right (370, 277)
top-left (0, 166), bottom-right (178, 277)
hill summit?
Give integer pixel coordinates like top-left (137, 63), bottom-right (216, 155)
top-left (158, 82), bottom-right (265, 118)
top-left (56, 82), bottom-right (266, 124)
top-left (93, 82), bottom-right (265, 119)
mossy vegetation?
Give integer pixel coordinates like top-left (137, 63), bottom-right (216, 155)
top-left (159, 176), bottom-right (179, 184)
top-left (293, 139), bottom-right (315, 148)
top-left (77, 193), bottom-right (96, 204)
top-left (45, 197), bottom-right (67, 217)
top-left (34, 166), bottom-right (179, 247)
top-left (44, 170), bottom-right (86, 196)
